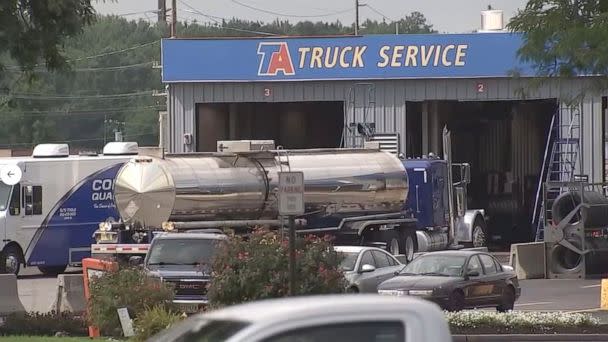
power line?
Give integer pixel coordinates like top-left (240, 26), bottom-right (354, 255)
top-left (3, 41), bottom-right (160, 69)
top-left (230, 0), bottom-right (353, 18)
top-left (365, 4), bottom-right (397, 22)
top-left (115, 10), bottom-right (160, 17)
top-left (7, 90), bottom-right (154, 100)
top-left (179, 0), bottom-right (277, 36)
top-left (5, 61), bottom-right (156, 72)
top-left (0, 105), bottom-right (164, 117)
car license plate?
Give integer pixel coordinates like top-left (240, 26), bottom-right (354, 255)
top-left (178, 303), bottom-right (200, 314)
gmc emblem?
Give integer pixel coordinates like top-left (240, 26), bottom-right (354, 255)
top-left (179, 283), bottom-right (202, 290)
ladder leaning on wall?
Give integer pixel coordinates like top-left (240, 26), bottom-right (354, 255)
top-left (532, 105), bottom-right (581, 242)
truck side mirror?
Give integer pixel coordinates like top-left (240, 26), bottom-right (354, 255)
top-left (461, 164), bottom-right (471, 184)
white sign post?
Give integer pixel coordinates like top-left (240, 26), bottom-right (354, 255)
top-left (278, 171), bottom-right (304, 296)
top-left (117, 307), bottom-right (135, 337)
top-left (278, 172), bottom-right (304, 215)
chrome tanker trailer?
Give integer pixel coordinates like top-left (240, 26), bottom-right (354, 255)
top-left (92, 128), bottom-right (487, 262)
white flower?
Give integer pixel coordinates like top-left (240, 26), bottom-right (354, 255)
top-left (444, 311), bottom-right (599, 329)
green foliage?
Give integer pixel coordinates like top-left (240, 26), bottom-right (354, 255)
top-left (208, 228), bottom-right (346, 307)
top-left (0, 11), bottom-right (435, 149)
top-left (0, 311), bottom-right (87, 337)
top-left (508, 0), bottom-right (608, 78)
top-left (87, 267), bottom-right (175, 337)
top-left (0, 0), bottom-right (95, 72)
top-left (133, 305), bottom-right (184, 342)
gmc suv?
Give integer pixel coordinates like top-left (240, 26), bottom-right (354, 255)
top-left (140, 230), bottom-right (227, 314)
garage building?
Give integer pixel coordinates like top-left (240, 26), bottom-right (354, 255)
top-left (160, 32), bottom-right (607, 245)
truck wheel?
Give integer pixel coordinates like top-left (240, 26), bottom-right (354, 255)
top-left (401, 230), bottom-right (417, 263)
top-left (380, 230), bottom-right (401, 255)
top-left (2, 246), bottom-right (22, 275)
top-left (38, 265), bottom-right (67, 276)
top-left (465, 217), bottom-right (487, 248)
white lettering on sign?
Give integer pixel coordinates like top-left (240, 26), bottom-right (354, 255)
top-left (59, 207), bottom-right (77, 220)
top-left (278, 172), bottom-right (305, 215)
top-left (92, 178), bottom-right (114, 202)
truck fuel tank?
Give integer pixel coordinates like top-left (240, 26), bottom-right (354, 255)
top-left (113, 149), bottom-right (409, 229)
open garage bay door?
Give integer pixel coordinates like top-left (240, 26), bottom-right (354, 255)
top-left (196, 102), bottom-right (344, 151)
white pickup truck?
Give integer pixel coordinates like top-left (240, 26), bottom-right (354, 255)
top-left (147, 294), bottom-right (452, 342)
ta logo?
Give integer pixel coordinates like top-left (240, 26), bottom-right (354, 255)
top-left (257, 42), bottom-right (295, 76)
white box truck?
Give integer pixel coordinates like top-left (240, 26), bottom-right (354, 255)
top-left (0, 142), bottom-right (139, 275)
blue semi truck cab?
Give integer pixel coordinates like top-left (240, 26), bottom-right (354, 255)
top-left (402, 157), bottom-right (487, 251)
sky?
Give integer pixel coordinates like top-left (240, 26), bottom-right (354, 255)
top-left (94, 0), bottom-right (529, 33)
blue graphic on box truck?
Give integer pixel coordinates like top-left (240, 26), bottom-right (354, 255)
top-left (25, 163), bottom-right (124, 267)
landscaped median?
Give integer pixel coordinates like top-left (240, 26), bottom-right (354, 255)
top-left (448, 310), bottom-right (608, 341)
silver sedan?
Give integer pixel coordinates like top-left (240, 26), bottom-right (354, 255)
top-left (335, 246), bottom-right (404, 293)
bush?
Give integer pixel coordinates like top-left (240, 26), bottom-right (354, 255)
top-left (0, 311), bottom-right (87, 336)
top-left (88, 267), bottom-right (175, 337)
top-left (446, 311), bottom-right (602, 334)
top-left (208, 228), bottom-right (346, 307)
top-left (133, 305), bottom-right (185, 342)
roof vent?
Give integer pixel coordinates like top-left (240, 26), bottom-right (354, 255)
top-left (32, 144), bottom-right (70, 158)
top-left (480, 9), bottom-right (504, 32)
top-left (103, 142), bottom-right (139, 155)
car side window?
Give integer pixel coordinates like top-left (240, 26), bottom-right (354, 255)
top-left (261, 321), bottom-right (405, 342)
top-left (493, 259), bottom-right (503, 272)
top-left (360, 251), bottom-right (375, 269)
top-left (479, 254), bottom-right (498, 275)
top-left (372, 251), bottom-right (391, 268)
top-left (466, 255), bottom-right (483, 275)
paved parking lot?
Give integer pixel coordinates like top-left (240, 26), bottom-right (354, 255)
top-left (16, 267), bottom-right (603, 313)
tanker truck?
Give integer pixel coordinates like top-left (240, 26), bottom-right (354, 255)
top-left (91, 128), bottom-right (487, 263)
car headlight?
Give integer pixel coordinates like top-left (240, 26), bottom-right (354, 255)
top-left (378, 289), bottom-right (408, 296)
top-left (408, 289), bottom-right (434, 296)
top-left (98, 222), bottom-right (112, 232)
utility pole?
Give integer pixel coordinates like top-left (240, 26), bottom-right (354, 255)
top-left (158, 0), bottom-right (166, 23)
top-left (355, 0), bottom-right (359, 35)
top-left (170, 0), bottom-right (177, 38)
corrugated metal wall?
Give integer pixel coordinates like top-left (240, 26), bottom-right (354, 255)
top-left (168, 77), bottom-right (605, 181)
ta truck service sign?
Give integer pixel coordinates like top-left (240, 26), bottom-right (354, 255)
top-left (161, 33), bottom-right (535, 82)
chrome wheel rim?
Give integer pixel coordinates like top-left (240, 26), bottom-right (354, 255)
top-left (405, 236), bottom-right (414, 262)
top-left (6, 255), bottom-right (19, 275)
top-left (472, 226), bottom-right (486, 248)
top-left (389, 238), bottom-right (400, 255)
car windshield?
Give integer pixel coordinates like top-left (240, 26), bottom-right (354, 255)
top-left (0, 183), bottom-right (12, 211)
top-left (146, 238), bottom-right (220, 267)
top-left (401, 255), bottom-right (467, 277)
top-left (338, 251), bottom-right (359, 272)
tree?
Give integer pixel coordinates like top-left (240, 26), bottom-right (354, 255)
top-left (507, 0), bottom-right (608, 77)
top-left (0, 0), bottom-right (95, 72)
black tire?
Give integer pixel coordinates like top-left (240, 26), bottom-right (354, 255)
top-left (38, 265), bottom-right (68, 276)
top-left (464, 217), bottom-right (488, 248)
top-left (400, 229), bottom-right (417, 263)
top-left (380, 230), bottom-right (401, 255)
top-left (2, 246), bottom-right (22, 275)
top-left (447, 290), bottom-right (465, 312)
top-left (497, 286), bottom-right (515, 312)
top-left (347, 286), bottom-right (359, 293)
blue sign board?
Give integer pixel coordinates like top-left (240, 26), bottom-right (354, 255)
top-left (161, 33), bottom-right (536, 82)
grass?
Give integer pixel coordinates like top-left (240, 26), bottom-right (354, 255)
top-left (0, 338), bottom-right (92, 342)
